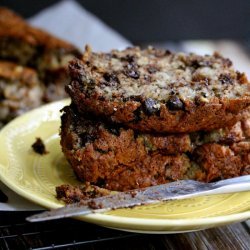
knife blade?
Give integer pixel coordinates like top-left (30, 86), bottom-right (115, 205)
top-left (27, 175), bottom-right (250, 222)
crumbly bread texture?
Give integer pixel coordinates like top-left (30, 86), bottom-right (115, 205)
top-left (67, 46), bottom-right (250, 133)
top-left (0, 7), bottom-right (81, 119)
top-left (60, 105), bottom-right (250, 191)
top-left (194, 141), bottom-right (250, 181)
top-left (0, 8), bottom-right (81, 74)
top-left (0, 61), bottom-right (42, 127)
top-left (56, 183), bottom-right (111, 204)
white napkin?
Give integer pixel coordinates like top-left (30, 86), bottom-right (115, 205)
top-left (0, 0), bottom-right (130, 211)
top-left (28, 0), bottom-right (131, 51)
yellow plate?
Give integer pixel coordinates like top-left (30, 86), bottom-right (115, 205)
top-left (0, 99), bottom-right (249, 233)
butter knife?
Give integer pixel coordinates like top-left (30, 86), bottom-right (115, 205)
top-left (27, 175), bottom-right (250, 222)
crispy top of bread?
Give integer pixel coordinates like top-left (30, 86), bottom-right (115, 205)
top-left (67, 46), bottom-right (250, 133)
top-left (72, 46), bottom-right (249, 102)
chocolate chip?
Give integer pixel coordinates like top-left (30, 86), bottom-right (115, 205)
top-left (123, 95), bottom-right (142, 102)
top-left (32, 138), bottom-right (48, 155)
top-left (96, 148), bottom-right (109, 154)
top-left (190, 59), bottom-right (201, 69)
top-left (170, 90), bottom-right (176, 95)
top-left (0, 89), bottom-right (4, 101)
top-left (133, 107), bottom-right (143, 121)
top-left (165, 49), bottom-right (172, 55)
top-left (219, 74), bottom-right (233, 84)
top-left (166, 96), bottom-right (184, 111)
top-left (190, 59), bottom-right (213, 69)
top-left (80, 133), bottom-right (96, 146)
top-left (219, 135), bottom-right (236, 144)
top-left (101, 72), bottom-right (120, 87)
top-left (106, 126), bottom-right (120, 136)
top-left (103, 72), bottom-right (119, 83)
top-left (96, 178), bottom-right (106, 187)
top-left (143, 98), bottom-right (160, 115)
top-left (124, 64), bottom-right (140, 79)
top-left (125, 55), bottom-right (136, 63)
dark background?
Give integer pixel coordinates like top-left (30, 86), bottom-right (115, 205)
top-left (1, 0), bottom-right (250, 43)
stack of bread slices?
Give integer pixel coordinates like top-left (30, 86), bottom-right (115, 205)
top-left (60, 45), bottom-right (250, 193)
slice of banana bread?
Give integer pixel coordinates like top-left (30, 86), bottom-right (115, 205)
top-left (60, 105), bottom-right (250, 191)
top-left (0, 8), bottom-right (83, 104)
top-left (67, 46), bottom-right (250, 133)
top-left (0, 7), bottom-right (81, 75)
top-left (0, 61), bottom-right (43, 127)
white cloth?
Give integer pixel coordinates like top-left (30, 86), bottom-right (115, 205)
top-left (28, 0), bottom-right (131, 51)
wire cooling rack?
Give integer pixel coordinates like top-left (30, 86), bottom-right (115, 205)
top-left (0, 211), bottom-right (144, 249)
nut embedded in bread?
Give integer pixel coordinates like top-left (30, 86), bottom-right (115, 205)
top-left (67, 46), bottom-right (250, 133)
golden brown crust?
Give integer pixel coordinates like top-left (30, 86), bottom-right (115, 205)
top-left (71, 91), bottom-right (249, 133)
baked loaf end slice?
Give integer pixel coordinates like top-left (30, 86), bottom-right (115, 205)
top-left (0, 7), bottom-right (81, 75)
top-left (0, 61), bottom-right (43, 127)
top-left (60, 105), bottom-right (250, 191)
top-left (60, 105), bottom-right (202, 191)
top-left (67, 46), bottom-right (250, 133)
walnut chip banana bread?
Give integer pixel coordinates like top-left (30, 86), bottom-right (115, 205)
top-left (0, 8), bottom-right (81, 76)
top-left (0, 7), bottom-right (82, 125)
top-left (60, 105), bottom-right (250, 191)
top-left (0, 7), bottom-right (81, 104)
top-left (0, 61), bottom-right (42, 127)
top-left (67, 46), bottom-right (250, 133)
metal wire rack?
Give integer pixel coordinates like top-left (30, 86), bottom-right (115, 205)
top-left (0, 211), bottom-right (144, 250)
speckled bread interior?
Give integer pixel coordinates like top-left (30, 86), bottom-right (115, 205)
top-left (67, 46), bottom-right (250, 133)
